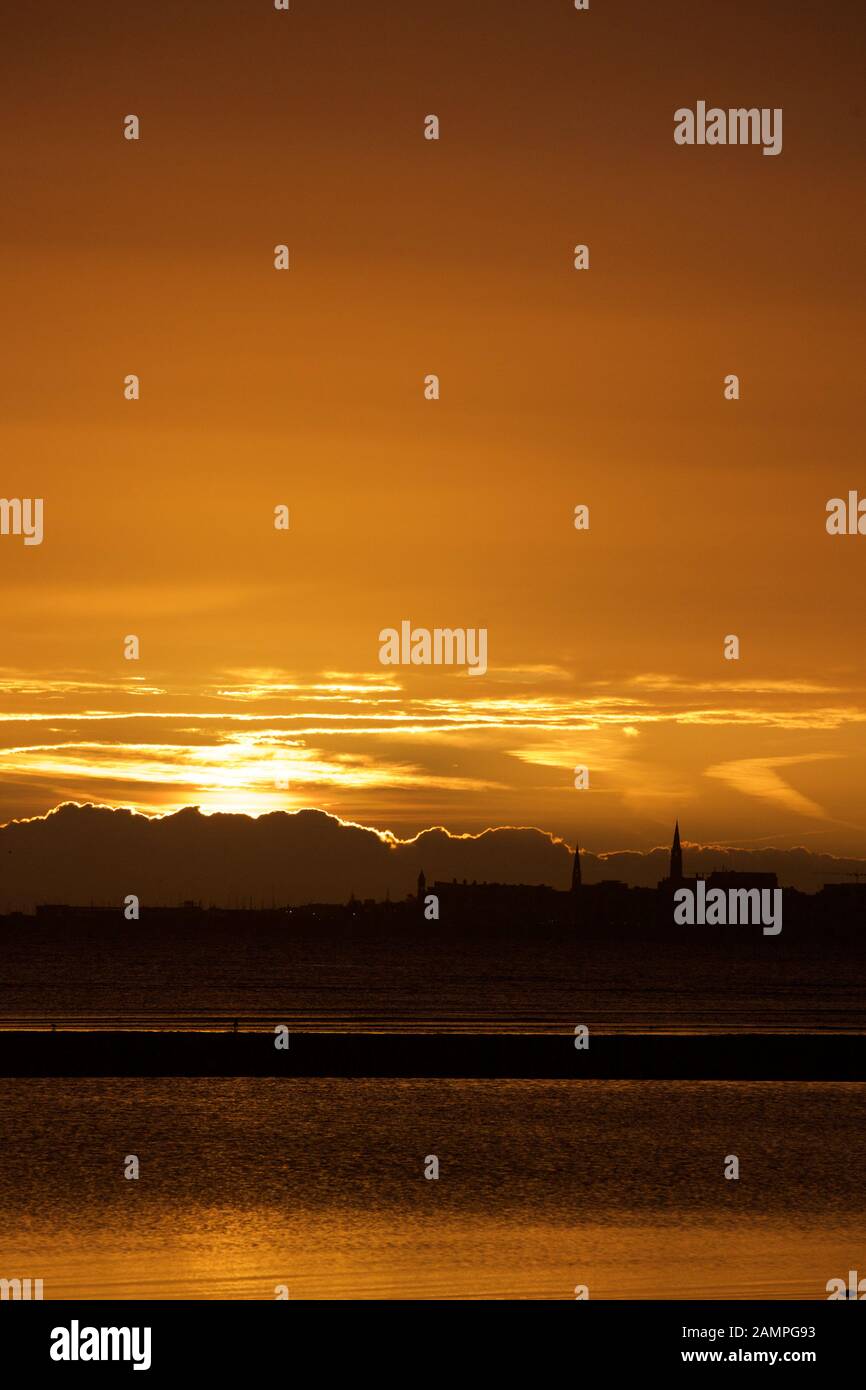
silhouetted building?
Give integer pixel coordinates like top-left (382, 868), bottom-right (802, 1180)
top-left (817, 882), bottom-right (866, 908)
top-left (571, 840), bottom-right (582, 892)
top-left (571, 839), bottom-right (581, 923)
top-left (706, 870), bottom-right (778, 892)
top-left (657, 820), bottom-right (696, 893)
top-left (670, 820), bottom-right (683, 882)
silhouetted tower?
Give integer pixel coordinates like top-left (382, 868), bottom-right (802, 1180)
top-left (570, 839), bottom-right (582, 925)
top-left (417, 869), bottom-right (426, 905)
top-left (571, 840), bottom-right (582, 892)
top-left (670, 821), bottom-right (683, 882)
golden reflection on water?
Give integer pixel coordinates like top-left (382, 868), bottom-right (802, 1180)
top-left (1, 1078), bottom-right (864, 1299)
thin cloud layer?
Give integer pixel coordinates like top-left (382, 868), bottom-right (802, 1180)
top-left (0, 667), bottom-right (864, 851)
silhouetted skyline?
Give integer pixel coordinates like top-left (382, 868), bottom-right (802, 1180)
top-left (1, 802), bottom-right (866, 911)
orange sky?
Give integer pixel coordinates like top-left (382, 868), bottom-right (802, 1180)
top-left (1, 0), bottom-right (865, 853)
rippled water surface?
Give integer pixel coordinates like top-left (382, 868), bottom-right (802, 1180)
top-left (1, 1077), bottom-right (864, 1298)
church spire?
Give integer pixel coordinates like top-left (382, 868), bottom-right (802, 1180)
top-left (670, 820), bottom-right (683, 881)
top-left (571, 840), bottom-right (582, 892)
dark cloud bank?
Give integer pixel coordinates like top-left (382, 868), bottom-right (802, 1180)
top-left (0, 804), bottom-right (862, 911)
